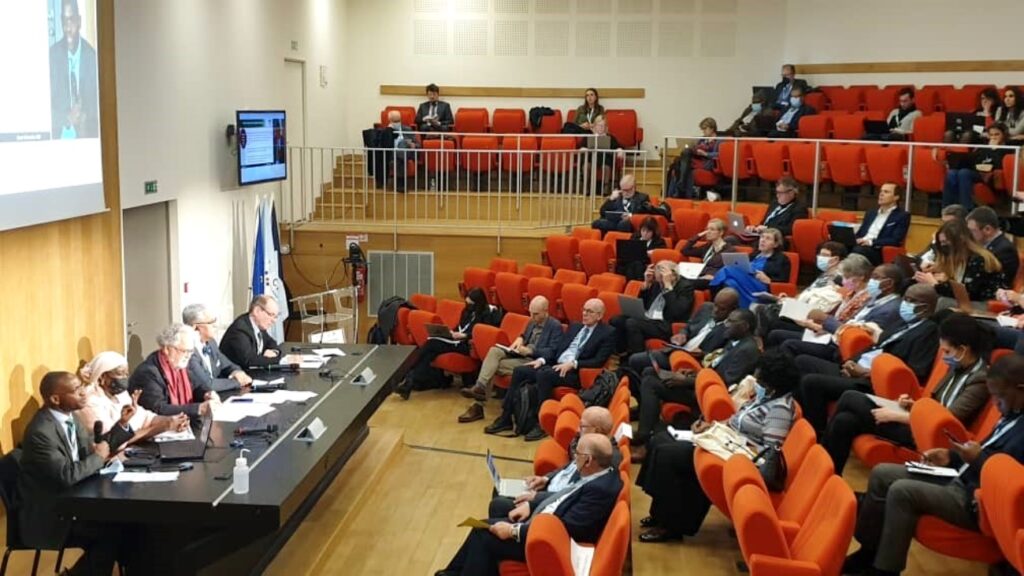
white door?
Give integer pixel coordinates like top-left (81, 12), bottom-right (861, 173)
top-left (284, 59), bottom-right (306, 147)
top-left (123, 201), bottom-right (175, 369)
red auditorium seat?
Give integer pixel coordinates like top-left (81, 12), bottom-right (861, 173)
top-left (787, 142), bottom-right (825, 186)
top-left (535, 109), bottom-right (563, 135)
top-left (489, 258), bottom-right (518, 273)
top-left (422, 138), bottom-right (457, 180)
top-left (865, 145), bottom-right (909, 187)
top-left (522, 263), bottom-right (554, 279)
top-left (527, 277), bottom-right (563, 319)
top-left (831, 114), bottom-right (866, 140)
top-left (864, 87), bottom-right (900, 112)
top-left (459, 267), bottom-right (496, 301)
top-left (538, 137), bottom-right (577, 183)
top-left (671, 209), bottom-right (709, 242)
top-left (578, 240), bottom-right (615, 277)
top-left (494, 272), bottom-right (529, 315)
top-left (751, 142), bottom-right (789, 182)
top-left (913, 86), bottom-right (942, 113)
top-left (828, 87), bottom-right (866, 113)
top-left (499, 135), bottom-right (538, 176)
top-left (491, 108), bottom-right (527, 135)
top-left (542, 235), bottom-right (579, 271)
top-left (460, 136), bottom-right (499, 183)
top-left (717, 140), bottom-right (754, 180)
top-left (803, 92), bottom-right (827, 112)
top-left (604, 109), bottom-right (643, 148)
top-left (553, 269), bottom-right (586, 285)
top-left (943, 86), bottom-right (990, 113)
top-left (560, 284), bottom-right (597, 323)
top-left (797, 115), bottom-right (831, 140)
top-left (825, 144), bottom-right (868, 188)
top-left (912, 147), bottom-right (948, 216)
top-left (454, 107), bottom-right (489, 135)
top-left (912, 114), bottom-right (946, 143)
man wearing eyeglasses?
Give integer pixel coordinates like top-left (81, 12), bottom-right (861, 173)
top-left (130, 323), bottom-right (218, 418)
top-left (221, 295), bottom-right (289, 370)
top-left (183, 303), bottom-right (253, 389)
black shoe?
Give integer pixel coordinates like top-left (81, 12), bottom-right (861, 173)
top-left (841, 548), bottom-right (874, 575)
top-left (484, 417), bottom-right (513, 435)
top-left (394, 380), bottom-right (412, 400)
top-left (524, 426), bottom-right (547, 442)
top-left (638, 527), bottom-right (683, 543)
top-left (640, 516), bottom-right (659, 528)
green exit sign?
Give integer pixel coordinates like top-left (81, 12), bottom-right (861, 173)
top-left (144, 180), bottom-right (158, 194)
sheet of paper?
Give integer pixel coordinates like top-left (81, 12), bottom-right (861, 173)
top-left (100, 459), bottom-right (125, 476)
top-left (112, 471), bottom-right (180, 483)
top-left (997, 314), bottom-right (1019, 328)
top-left (457, 517), bottom-right (491, 529)
top-left (265, 390), bottom-right (318, 403)
top-left (312, 348), bottom-right (346, 357)
top-left (252, 377), bottom-right (285, 387)
top-left (677, 262), bottom-right (705, 280)
top-left (780, 298), bottom-right (814, 321)
top-left (865, 394), bottom-right (906, 412)
top-left (570, 539), bottom-right (596, 576)
top-left (613, 422), bottom-right (633, 443)
top-left (152, 428), bottom-right (196, 443)
top-left (905, 462), bottom-right (959, 478)
top-left (211, 402), bottom-right (275, 422)
top-left (801, 328), bottom-right (831, 344)
top-left (666, 426), bottom-right (694, 443)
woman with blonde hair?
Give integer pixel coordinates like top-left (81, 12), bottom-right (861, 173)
top-left (915, 219), bottom-right (1003, 304)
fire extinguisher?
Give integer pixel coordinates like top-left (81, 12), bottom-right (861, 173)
top-left (346, 242), bottom-right (367, 304)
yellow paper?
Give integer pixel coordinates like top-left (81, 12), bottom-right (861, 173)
top-left (457, 517), bottom-right (491, 529)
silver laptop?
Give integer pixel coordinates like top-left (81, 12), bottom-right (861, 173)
top-left (487, 450), bottom-right (527, 498)
top-left (721, 252), bottom-right (752, 274)
top-left (617, 295), bottom-right (647, 320)
top-left (725, 211), bottom-right (747, 233)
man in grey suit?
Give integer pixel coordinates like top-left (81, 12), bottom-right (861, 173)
top-left (415, 83), bottom-right (454, 132)
top-left (50, 0), bottom-right (99, 139)
top-left (183, 303), bottom-right (253, 390)
top-left (19, 371), bottom-right (120, 575)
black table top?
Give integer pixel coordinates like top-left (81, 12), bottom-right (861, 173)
top-left (58, 343), bottom-right (414, 530)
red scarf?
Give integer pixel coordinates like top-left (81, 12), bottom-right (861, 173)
top-left (158, 351), bottom-right (193, 406)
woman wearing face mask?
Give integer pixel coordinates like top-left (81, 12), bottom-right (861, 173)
top-left (821, 313), bottom-right (993, 475)
top-left (941, 123), bottom-right (1014, 210)
top-left (727, 90), bottom-right (773, 137)
top-left (78, 352), bottom-right (189, 451)
top-left (709, 227), bottom-right (790, 308)
top-left (130, 323), bottom-right (219, 419)
top-left (753, 241), bottom-right (848, 338)
top-left (914, 219), bottom-right (1003, 306)
top-left (636, 349), bottom-right (799, 542)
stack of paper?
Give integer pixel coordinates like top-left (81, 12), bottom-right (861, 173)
top-left (228, 390), bottom-right (318, 405)
top-left (666, 426), bottom-right (694, 443)
top-left (905, 461), bottom-right (959, 478)
top-left (297, 355), bottom-right (326, 369)
top-left (780, 299), bottom-right (813, 321)
top-left (113, 471), bottom-right (180, 483)
top-left (152, 428), bottom-right (196, 443)
top-left (252, 377), bottom-right (285, 387)
top-left (212, 402), bottom-right (276, 423)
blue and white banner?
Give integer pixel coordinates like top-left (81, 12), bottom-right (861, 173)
top-left (252, 196), bottom-right (288, 341)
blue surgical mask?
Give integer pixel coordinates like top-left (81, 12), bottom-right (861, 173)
top-left (899, 300), bottom-right (918, 323)
top-left (751, 102), bottom-right (763, 113)
top-left (816, 255), bottom-right (831, 272)
top-left (942, 349), bottom-right (965, 371)
top-left (754, 382), bottom-right (767, 403)
top-left (867, 279), bottom-right (883, 299)
top-left (789, 96), bottom-right (802, 107)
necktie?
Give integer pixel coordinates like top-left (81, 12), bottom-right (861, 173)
top-left (558, 326), bottom-right (591, 365)
top-left (202, 343), bottom-right (214, 375)
top-left (430, 104), bottom-right (436, 118)
top-left (256, 330), bottom-right (264, 354)
top-left (684, 321), bottom-right (716, 352)
top-left (66, 420), bottom-right (79, 462)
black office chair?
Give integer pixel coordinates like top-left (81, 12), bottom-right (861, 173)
top-left (0, 448), bottom-right (43, 576)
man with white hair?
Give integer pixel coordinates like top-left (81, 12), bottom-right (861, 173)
top-left (590, 174), bottom-right (650, 236)
top-left (183, 303), bottom-right (253, 390)
top-left (130, 323), bottom-right (218, 418)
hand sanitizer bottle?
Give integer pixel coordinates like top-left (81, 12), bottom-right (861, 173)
top-left (233, 448), bottom-right (250, 495)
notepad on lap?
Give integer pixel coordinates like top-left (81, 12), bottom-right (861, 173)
top-left (865, 394), bottom-right (906, 412)
top-left (780, 298), bottom-right (814, 321)
top-left (677, 262), bottom-right (705, 280)
top-left (905, 461), bottom-right (959, 478)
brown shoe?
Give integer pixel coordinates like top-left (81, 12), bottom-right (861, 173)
top-left (459, 383), bottom-right (487, 402)
top-left (458, 403), bottom-right (485, 423)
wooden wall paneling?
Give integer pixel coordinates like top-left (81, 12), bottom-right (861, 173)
top-left (798, 60), bottom-right (1024, 75)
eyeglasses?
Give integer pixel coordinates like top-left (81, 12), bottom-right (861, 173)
top-left (259, 306), bottom-right (279, 319)
top-left (172, 346), bottom-right (193, 355)
top-left (575, 452), bottom-right (593, 458)
top-left (582, 308), bottom-right (601, 314)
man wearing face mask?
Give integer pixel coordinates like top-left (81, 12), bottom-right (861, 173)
top-left (767, 85), bottom-right (816, 138)
top-left (771, 64), bottom-right (810, 111)
top-left (843, 354), bottom-right (1024, 576)
top-left (755, 241), bottom-right (847, 338)
top-left (380, 109), bottom-right (418, 192)
top-left (130, 323), bottom-right (219, 419)
top-left (727, 90), bottom-right (773, 137)
top-left (794, 284), bottom-right (940, 434)
top-left (77, 351), bottom-right (189, 452)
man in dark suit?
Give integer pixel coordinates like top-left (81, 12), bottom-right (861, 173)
top-left (843, 354), bottom-right (1024, 576)
top-left (485, 299), bottom-right (616, 441)
top-left (459, 296), bottom-right (562, 423)
top-left (742, 176), bottom-right (809, 240)
top-left (50, 0), bottom-right (98, 139)
top-left (852, 183), bottom-right (912, 265)
top-left (611, 260), bottom-right (695, 355)
top-left (182, 303), bottom-right (253, 391)
top-left (591, 174), bottom-right (650, 235)
top-left (967, 205), bottom-right (1019, 285)
top-left (795, 284), bottom-right (940, 433)
top-left (436, 434), bottom-right (622, 576)
top-left (19, 371), bottom-right (119, 575)
top-left (130, 323), bottom-right (216, 418)
top-left (415, 83), bottom-right (454, 132)
top-left (771, 63), bottom-right (810, 111)
top-left (767, 84), bottom-right (815, 138)
top-left (220, 295), bottom-right (294, 370)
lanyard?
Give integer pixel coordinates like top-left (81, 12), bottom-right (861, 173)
top-left (983, 415), bottom-right (1021, 449)
top-left (937, 360), bottom-right (984, 407)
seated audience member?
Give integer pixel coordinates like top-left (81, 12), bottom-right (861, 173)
top-left (626, 288), bottom-right (740, 378)
top-left (851, 182), bottom-right (911, 265)
top-left (381, 109), bottom-right (418, 192)
top-left (995, 86), bottom-right (1024, 143)
top-left (636, 349), bottom-right (799, 542)
top-left (77, 351), bottom-right (188, 451)
top-left (616, 216), bottom-right (667, 281)
top-left (19, 371), bottom-right (123, 575)
top-left (396, 287), bottom-right (499, 399)
top-left (610, 260), bottom-right (695, 356)
top-left (754, 241), bottom-right (847, 338)
top-left (767, 84), bottom-right (815, 138)
top-left (742, 176), bottom-right (809, 240)
top-left (435, 434), bottom-right (621, 576)
top-left (666, 117), bottom-right (720, 199)
top-left (916, 204), bottom-right (967, 265)
top-left (795, 284), bottom-right (939, 433)
top-left (573, 88), bottom-right (605, 132)
top-left (131, 323), bottom-right (219, 418)
top-left (766, 253), bottom-right (874, 350)
top-left (415, 83), bottom-right (453, 132)
top-left (823, 313), bottom-right (993, 475)
top-left (946, 87), bottom-right (999, 143)
top-left (579, 116), bottom-right (624, 191)
top-left (726, 90), bottom-right (772, 137)
top-left (771, 63), bottom-right (810, 111)
top-left (992, 290), bottom-right (1024, 356)
top-left (842, 354), bottom-right (1024, 576)
top-left (966, 205), bottom-right (1019, 284)
top-left (864, 87), bottom-right (921, 142)
top-left (220, 295), bottom-right (294, 370)
top-left (182, 303), bottom-right (252, 391)
top-left (485, 299), bottom-right (615, 441)
top-left (914, 219), bottom-right (1003, 307)
top-left (710, 227), bottom-right (791, 308)
top-left (488, 406), bottom-right (620, 519)
top-left (941, 123), bottom-right (1012, 210)
top-left (631, 309), bottom-right (759, 461)
top-left (680, 218), bottom-right (737, 290)
top-left (457, 296), bottom-right (562, 424)
top-left (591, 174), bottom-right (649, 236)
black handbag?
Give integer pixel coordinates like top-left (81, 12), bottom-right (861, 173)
top-left (754, 444), bottom-right (788, 492)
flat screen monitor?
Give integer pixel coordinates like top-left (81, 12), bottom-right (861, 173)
top-left (237, 110), bottom-right (287, 186)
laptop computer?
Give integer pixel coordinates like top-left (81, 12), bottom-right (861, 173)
top-left (425, 323), bottom-right (454, 339)
top-left (946, 112), bottom-right (984, 134)
top-left (615, 239), bottom-right (648, 265)
top-left (486, 450), bottom-right (528, 498)
top-left (591, 135), bottom-right (612, 149)
top-left (721, 252), bottom-right (752, 274)
top-left (725, 211), bottom-right (747, 233)
top-left (618, 295), bottom-right (647, 320)
top-left (159, 416), bottom-right (213, 462)
top-left (864, 120), bottom-right (890, 135)
top-left (828, 224), bottom-right (858, 248)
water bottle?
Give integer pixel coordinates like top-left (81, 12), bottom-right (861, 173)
top-left (233, 448), bottom-right (250, 495)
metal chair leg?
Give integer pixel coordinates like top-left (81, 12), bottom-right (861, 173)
top-left (30, 549), bottom-right (39, 576)
top-left (0, 547), bottom-right (10, 576)
top-left (54, 547), bottom-right (64, 574)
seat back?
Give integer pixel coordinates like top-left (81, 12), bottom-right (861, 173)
top-left (790, 218), bottom-right (828, 265)
top-left (422, 138), bottom-right (457, 172)
top-left (590, 501), bottom-right (631, 576)
top-left (787, 142), bottom-right (824, 184)
top-left (539, 137), bottom-right (577, 174)
top-left (553, 268), bottom-right (586, 285)
top-left (560, 284), bottom-right (598, 323)
top-left (671, 209), bottom-right (710, 242)
top-left (910, 397), bottom-right (972, 451)
top-left (870, 353), bottom-right (921, 399)
top-left (838, 326), bottom-right (874, 362)
top-left (408, 310), bottom-right (443, 346)
top-left (578, 240), bottom-right (615, 277)
top-left (500, 312), bottom-right (531, 343)
top-left (864, 87), bottom-right (900, 112)
top-left (534, 109), bottom-right (564, 135)
top-left (979, 454), bottom-right (1024, 572)
top-left (522, 263), bottom-right (554, 279)
top-left (491, 108), bottom-right (527, 135)
top-left (829, 87), bottom-right (865, 113)
top-left (733, 484), bottom-right (791, 565)
top-left (409, 293), bottom-right (437, 312)
top-left (587, 273), bottom-right (626, 293)
top-left (797, 115), bottom-right (831, 140)
top-left (500, 135), bottom-right (539, 173)
top-left (778, 445), bottom-right (834, 526)
top-left (914, 86), bottom-right (942, 113)
top-left (694, 368), bottom-right (725, 401)
top-left (524, 514), bottom-right (574, 575)
top-left (454, 107), bottom-right (489, 134)
top-left (780, 419), bottom-right (818, 483)
top-left (912, 114), bottom-right (946, 143)
top-left (461, 267), bottom-right (496, 302)
top-left (718, 140), bottom-right (753, 179)
top-left (803, 91), bottom-right (827, 113)
top-left (751, 142), bottom-right (789, 182)
top-left (527, 277), bottom-right (563, 319)
top-left (494, 272), bottom-right (529, 315)
top-left (944, 86), bottom-right (988, 113)
top-left (460, 135), bottom-right (499, 172)
top-left (571, 227), bottom-right (601, 241)
top-left (545, 236), bottom-right (580, 271)
top-left (865, 144), bottom-right (909, 186)
top-left (911, 147), bottom-right (947, 192)
top-left (553, 410), bottom-right (581, 449)
top-left (436, 299), bottom-right (466, 329)
top-left (814, 209), bottom-right (857, 223)
top-left (831, 115), bottom-right (866, 140)
top-left (489, 257), bottom-right (518, 273)
top-left (649, 248), bottom-right (681, 264)
top-left (380, 106), bottom-right (416, 127)
top-left (735, 202), bottom-right (768, 226)
top-left (604, 109), bottom-right (640, 148)
top-left (825, 144), bottom-right (867, 186)
top-left (787, 476), bottom-right (857, 576)
top-left (393, 307), bottom-right (415, 345)
top-left (597, 291), bottom-right (622, 321)
top-left (701, 383), bottom-right (737, 422)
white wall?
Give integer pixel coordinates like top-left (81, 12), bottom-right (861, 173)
top-left (116, 0), bottom-right (347, 322)
top-left (341, 0), bottom-right (788, 149)
top-left (784, 0), bottom-right (1024, 88)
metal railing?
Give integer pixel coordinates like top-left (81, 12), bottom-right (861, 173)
top-left (276, 132), bottom-right (656, 239)
top-left (660, 134), bottom-right (1023, 214)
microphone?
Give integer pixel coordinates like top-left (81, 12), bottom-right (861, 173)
top-left (93, 421), bottom-right (104, 444)
top-left (234, 424), bottom-right (279, 436)
top-left (248, 363), bottom-right (299, 372)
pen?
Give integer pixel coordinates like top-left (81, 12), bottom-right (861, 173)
top-left (232, 398), bottom-right (254, 403)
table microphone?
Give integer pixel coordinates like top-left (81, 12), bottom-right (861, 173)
top-left (94, 421), bottom-right (104, 444)
top-left (235, 424), bottom-right (279, 436)
top-left (248, 364), bottom-right (299, 372)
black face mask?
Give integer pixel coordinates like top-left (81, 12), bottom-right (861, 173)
top-left (108, 377), bottom-right (129, 395)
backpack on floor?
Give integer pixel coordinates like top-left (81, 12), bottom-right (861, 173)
top-left (510, 383), bottom-right (540, 436)
top-left (579, 369), bottom-right (618, 408)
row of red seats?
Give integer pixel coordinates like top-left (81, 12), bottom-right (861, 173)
top-left (806, 84), bottom-right (1024, 115)
top-left (380, 106), bottom-right (643, 148)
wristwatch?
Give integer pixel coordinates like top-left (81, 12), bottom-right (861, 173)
top-left (512, 523), bottom-right (522, 542)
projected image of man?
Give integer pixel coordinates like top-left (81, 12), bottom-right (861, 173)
top-left (50, 0), bottom-right (98, 139)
